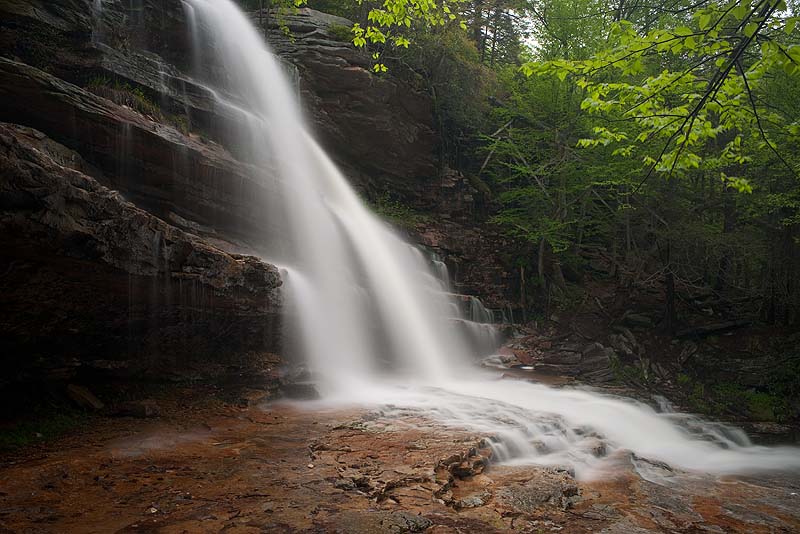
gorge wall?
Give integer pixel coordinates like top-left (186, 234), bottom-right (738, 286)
top-left (0, 0), bottom-right (514, 399)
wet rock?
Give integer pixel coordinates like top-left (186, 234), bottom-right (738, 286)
top-left (542, 351), bottom-right (582, 365)
top-left (281, 382), bottom-right (320, 400)
top-left (581, 342), bottom-right (604, 355)
top-left (600, 518), bottom-right (657, 533)
top-left (262, 9), bottom-right (437, 189)
top-left (497, 467), bottom-right (580, 512)
top-left (581, 503), bottom-right (622, 521)
top-left (678, 341), bottom-right (698, 364)
top-left (451, 457), bottom-right (488, 479)
top-left (534, 363), bottom-right (581, 377)
top-left (113, 400), bottom-right (160, 418)
top-left (581, 367), bottom-right (615, 383)
top-left (609, 332), bottom-right (639, 358)
top-left (585, 438), bottom-right (607, 457)
top-left (623, 313), bottom-right (654, 328)
top-left (66, 384), bottom-right (104, 411)
top-left (455, 493), bottom-right (488, 509)
top-left (330, 511), bottom-right (432, 534)
top-left (236, 389), bottom-right (273, 408)
top-left (0, 122), bottom-right (282, 386)
top-left (0, 57), bottom-right (280, 244)
top-left (334, 477), bottom-right (356, 490)
top-left (481, 353), bottom-right (518, 368)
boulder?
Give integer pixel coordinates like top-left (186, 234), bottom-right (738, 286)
top-left (66, 384), bottom-right (104, 411)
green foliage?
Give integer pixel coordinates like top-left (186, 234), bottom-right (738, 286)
top-left (86, 76), bottom-right (162, 119)
top-left (676, 374), bottom-right (794, 422)
top-left (87, 76), bottom-right (196, 134)
top-left (369, 191), bottom-right (429, 228)
top-left (237, 0), bottom-right (309, 37)
top-left (0, 406), bottom-right (87, 451)
top-left (473, 0), bottom-right (800, 324)
top-left (328, 22), bottom-right (355, 41)
top-left (526, 0), bottom-right (800, 190)
top-left (392, 24), bottom-right (495, 161)
top-left (312, 0), bottom-right (466, 73)
top-left (610, 356), bottom-right (651, 385)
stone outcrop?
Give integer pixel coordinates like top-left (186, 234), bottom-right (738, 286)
top-left (0, 121), bottom-right (282, 390)
top-left (262, 9), bottom-right (439, 194)
top-left (2, 395), bottom-right (798, 532)
top-left (0, 56), bottom-right (282, 244)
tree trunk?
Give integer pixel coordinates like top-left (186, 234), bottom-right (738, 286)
top-left (665, 264), bottom-right (677, 336)
top-left (715, 180), bottom-right (736, 291)
top-left (520, 265), bottom-right (527, 323)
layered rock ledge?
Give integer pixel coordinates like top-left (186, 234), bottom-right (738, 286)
top-left (0, 122), bottom-right (282, 390)
top-left (0, 387), bottom-right (797, 533)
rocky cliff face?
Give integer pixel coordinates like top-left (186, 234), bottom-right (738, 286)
top-left (0, 0), bottom-right (289, 397)
top-left (0, 0), bottom-right (515, 398)
top-left (0, 120), bottom-right (283, 391)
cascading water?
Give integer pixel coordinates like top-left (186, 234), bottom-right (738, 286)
top-left (184, 0), bottom-right (800, 478)
top-left (185, 0), bottom-right (470, 391)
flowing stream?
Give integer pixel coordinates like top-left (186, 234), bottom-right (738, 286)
top-left (184, 0), bottom-right (800, 479)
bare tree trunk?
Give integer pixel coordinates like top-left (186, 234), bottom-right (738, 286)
top-left (520, 265), bottom-right (527, 323)
top-left (665, 241), bottom-right (677, 336)
top-left (488, 3), bottom-right (502, 66)
top-left (538, 237), bottom-right (547, 315)
top-left (472, 0), bottom-right (484, 53)
top-left (715, 182), bottom-right (735, 291)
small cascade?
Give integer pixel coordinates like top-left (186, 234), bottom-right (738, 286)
top-left (428, 252), bottom-right (451, 292)
top-left (453, 295), bottom-right (500, 354)
top-left (468, 296), bottom-right (493, 323)
top-left (91, 0), bottom-right (104, 43)
top-left (181, 1), bottom-right (202, 77)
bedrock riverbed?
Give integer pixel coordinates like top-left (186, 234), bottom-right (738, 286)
top-left (1, 384), bottom-right (798, 533)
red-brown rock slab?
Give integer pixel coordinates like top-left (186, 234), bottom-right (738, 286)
top-left (1, 390), bottom-right (798, 533)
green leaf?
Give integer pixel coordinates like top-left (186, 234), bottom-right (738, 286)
top-left (786, 17), bottom-right (797, 35)
top-left (699, 13), bottom-right (712, 30)
top-left (732, 4), bottom-right (749, 21)
top-left (788, 45), bottom-right (800, 64)
top-left (743, 22), bottom-right (758, 38)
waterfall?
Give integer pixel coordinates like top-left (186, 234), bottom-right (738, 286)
top-left (428, 252), bottom-right (451, 292)
top-left (185, 0), bottom-right (470, 390)
top-left (184, 0), bottom-right (800, 478)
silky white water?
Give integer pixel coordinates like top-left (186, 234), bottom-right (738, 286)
top-left (184, 0), bottom-right (800, 478)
